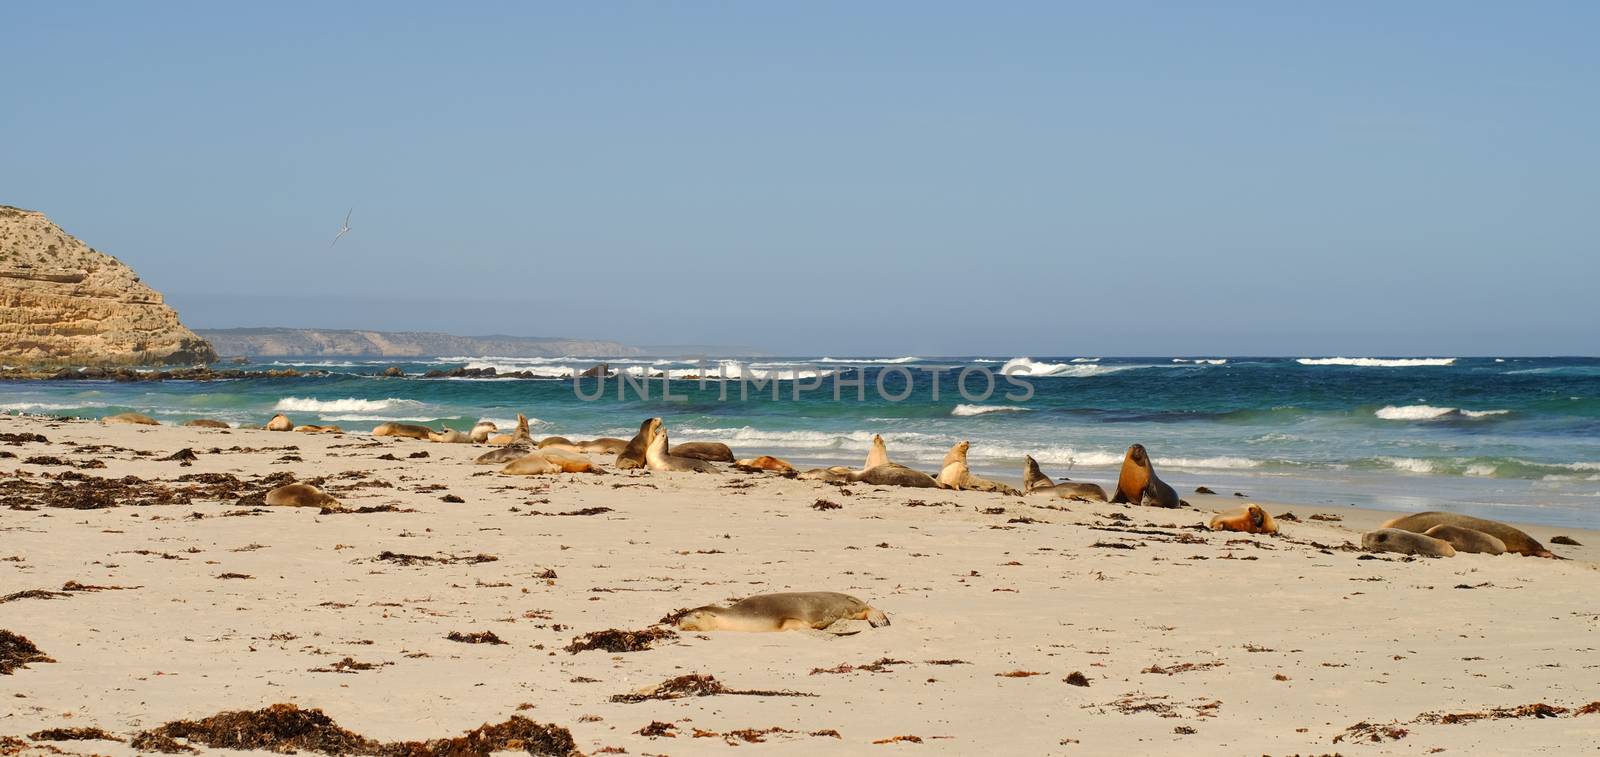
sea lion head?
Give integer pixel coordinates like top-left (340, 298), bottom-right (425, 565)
top-left (1247, 504), bottom-right (1266, 529)
top-left (1126, 444), bottom-right (1149, 467)
top-left (676, 606), bottom-right (722, 631)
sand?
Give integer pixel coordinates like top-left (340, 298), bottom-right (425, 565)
top-left (1, 413), bottom-right (1597, 755)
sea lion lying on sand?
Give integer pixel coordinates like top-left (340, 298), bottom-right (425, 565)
top-left (501, 453), bottom-right (561, 476)
top-left (735, 455), bottom-right (796, 473)
top-left (1111, 444), bottom-right (1183, 508)
top-left (1423, 524), bottom-right (1507, 555)
top-left (937, 441), bottom-right (1020, 495)
top-left (1363, 528), bottom-right (1456, 557)
top-left (294, 425), bottom-right (343, 434)
top-left (537, 436), bottom-right (574, 448)
top-left (670, 441), bottom-right (735, 463)
top-left (373, 422), bottom-right (435, 440)
top-left (104, 412), bottom-right (159, 425)
top-left (469, 420), bottom-right (498, 444)
top-left (677, 592), bottom-right (890, 632)
top-left (1022, 455), bottom-right (1108, 501)
top-left (264, 483), bottom-right (340, 508)
top-left (265, 414), bottom-right (293, 431)
top-left (1208, 504), bottom-right (1279, 535)
top-left (801, 435), bottom-right (937, 488)
top-left (1380, 511), bottom-right (1552, 557)
top-left (428, 428), bottom-right (471, 443)
top-left (475, 414), bottom-right (536, 464)
top-left (645, 424), bottom-right (719, 473)
top-left (182, 419), bottom-right (230, 428)
top-left (615, 418), bottom-right (656, 470)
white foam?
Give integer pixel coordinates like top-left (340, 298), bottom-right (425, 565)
top-left (1, 402), bottom-right (84, 412)
top-left (273, 397), bottom-right (425, 413)
top-left (1464, 463), bottom-right (1498, 477)
top-left (1000, 357), bottom-right (1126, 378)
top-left (951, 404), bottom-right (1031, 417)
top-left (1070, 358), bottom-right (1100, 363)
top-left (1383, 457), bottom-right (1437, 474)
top-left (1297, 357), bottom-right (1456, 367)
top-left (1173, 358), bottom-right (1227, 365)
top-left (1374, 405), bottom-right (1510, 421)
top-left (816, 356), bottom-right (920, 364)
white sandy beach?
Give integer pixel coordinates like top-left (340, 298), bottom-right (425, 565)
top-left (2, 414), bottom-right (1598, 755)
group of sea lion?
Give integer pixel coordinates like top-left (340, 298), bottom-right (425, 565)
top-left (1362, 512), bottom-right (1553, 558)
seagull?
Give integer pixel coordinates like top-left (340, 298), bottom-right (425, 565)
top-left (330, 208), bottom-right (352, 247)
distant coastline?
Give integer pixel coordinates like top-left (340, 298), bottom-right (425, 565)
top-left (194, 327), bottom-right (762, 359)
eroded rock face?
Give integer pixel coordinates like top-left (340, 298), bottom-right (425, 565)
top-left (0, 206), bottom-right (215, 367)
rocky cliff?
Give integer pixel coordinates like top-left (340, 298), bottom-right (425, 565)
top-left (0, 206), bottom-right (216, 367)
top-left (196, 328), bottom-right (643, 358)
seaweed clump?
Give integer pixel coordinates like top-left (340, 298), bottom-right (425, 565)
top-left (125, 704), bottom-right (575, 756)
top-left (564, 627), bottom-right (677, 654)
top-left (0, 629), bottom-right (54, 674)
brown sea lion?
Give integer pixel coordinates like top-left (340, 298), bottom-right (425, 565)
top-left (615, 417), bottom-right (656, 470)
top-left (264, 483), bottom-right (340, 508)
top-left (500, 453), bottom-right (561, 476)
top-left (373, 422), bottom-right (435, 440)
top-left (265, 414), bottom-right (294, 432)
top-left (865, 434), bottom-right (890, 469)
top-left (475, 414), bottom-right (536, 464)
top-left (1022, 455), bottom-right (1108, 501)
top-left (670, 441), bottom-right (735, 463)
top-left (1208, 504), bottom-right (1279, 535)
top-left (676, 592), bottom-right (889, 632)
top-left (104, 412), bottom-right (159, 426)
top-left (538, 447), bottom-right (600, 473)
top-left (851, 463), bottom-right (939, 488)
top-left (537, 436), bottom-right (574, 448)
top-left (1380, 512), bottom-right (1552, 558)
top-left (734, 455), bottom-right (796, 473)
top-left (572, 437), bottom-right (627, 455)
top-left (1110, 444), bottom-right (1182, 508)
top-left (182, 419), bottom-right (230, 429)
top-left (469, 420), bottom-right (498, 444)
top-left (294, 424), bottom-right (344, 434)
top-left (936, 441), bottom-right (1020, 495)
top-left (1423, 524), bottom-right (1507, 555)
top-left (645, 424), bottom-right (719, 473)
top-left (1363, 528), bottom-right (1456, 557)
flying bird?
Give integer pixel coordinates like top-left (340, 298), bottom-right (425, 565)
top-left (330, 208), bottom-right (352, 247)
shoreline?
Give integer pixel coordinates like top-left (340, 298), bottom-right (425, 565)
top-left (2, 414), bottom-right (1597, 754)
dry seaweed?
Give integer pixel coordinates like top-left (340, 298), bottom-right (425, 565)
top-left (565, 627), bottom-right (678, 654)
top-left (611, 673), bottom-right (814, 703)
top-left (523, 507), bottom-right (614, 517)
top-left (446, 631), bottom-right (506, 645)
top-left (26, 727), bottom-right (122, 742)
top-left (0, 589), bottom-right (72, 604)
top-left (375, 551), bottom-right (498, 566)
top-left (0, 629), bottom-right (53, 674)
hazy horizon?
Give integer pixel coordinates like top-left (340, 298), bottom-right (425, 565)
top-left (5, 2), bottom-right (1597, 356)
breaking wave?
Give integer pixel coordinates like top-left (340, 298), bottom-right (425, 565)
top-left (1374, 405), bottom-right (1511, 421)
top-left (1297, 357), bottom-right (1456, 367)
top-left (273, 397), bottom-right (425, 413)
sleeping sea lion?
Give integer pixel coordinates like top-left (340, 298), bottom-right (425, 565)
top-left (265, 414), bottom-right (294, 432)
top-left (103, 412), bottom-right (159, 425)
top-left (475, 414), bottom-right (536, 464)
top-left (428, 428), bottom-right (471, 443)
top-left (735, 455), bottom-right (796, 473)
top-left (1380, 512), bottom-right (1552, 558)
top-left (537, 436), bottom-right (574, 448)
top-left (1423, 524), bottom-right (1507, 555)
top-left (469, 420), bottom-right (498, 444)
top-left (1022, 455), bottom-right (1108, 501)
top-left (1362, 528), bottom-right (1456, 557)
top-left (373, 422), bottom-right (435, 440)
top-left (850, 463), bottom-right (938, 488)
top-left (936, 441), bottom-right (1020, 495)
top-left (676, 592), bottom-right (890, 632)
top-left (615, 418), bottom-right (657, 470)
top-left (538, 447), bottom-right (600, 473)
top-left (1111, 444), bottom-right (1182, 508)
top-left (294, 424), bottom-right (343, 434)
top-left (574, 437), bottom-right (628, 455)
top-left (1208, 504), bottom-right (1279, 535)
top-left (646, 425), bottom-right (719, 473)
top-left (501, 453), bottom-right (561, 476)
top-left (264, 483), bottom-right (340, 508)
top-left (182, 419), bottom-right (230, 429)
top-left (670, 441), bottom-right (735, 463)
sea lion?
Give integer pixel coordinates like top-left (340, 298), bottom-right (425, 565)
top-left (670, 441), bottom-right (735, 463)
top-left (1362, 528), bottom-right (1456, 557)
top-left (676, 592), bottom-right (890, 633)
top-left (537, 436), bottom-right (575, 448)
top-left (645, 424), bottom-right (719, 473)
top-left (1423, 524), bottom-right (1507, 555)
top-left (1208, 504), bottom-right (1279, 535)
top-left (538, 447), bottom-right (600, 473)
top-left (1380, 512), bottom-right (1552, 558)
top-left (469, 420), bottom-right (498, 444)
top-left (573, 437), bottom-right (628, 455)
top-left (936, 441), bottom-right (1020, 495)
top-left (1110, 444), bottom-right (1182, 508)
top-left (265, 414), bottom-right (294, 432)
top-left (264, 483), bottom-right (340, 508)
top-left (734, 455), bottom-right (796, 473)
top-left (182, 419), bottom-right (230, 429)
top-left (615, 418), bottom-right (657, 470)
top-left (372, 422), bottom-right (435, 440)
top-left (500, 453), bottom-right (561, 476)
top-left (850, 463), bottom-right (939, 488)
top-left (428, 428), bottom-right (472, 443)
top-left (475, 414), bottom-right (536, 464)
top-left (1022, 455), bottom-right (1108, 501)
top-left (103, 412), bottom-right (159, 425)
top-left (865, 434), bottom-right (890, 469)
top-left (294, 425), bottom-right (343, 434)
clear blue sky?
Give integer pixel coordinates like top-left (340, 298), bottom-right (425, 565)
top-left (4, 2), bottom-right (1596, 355)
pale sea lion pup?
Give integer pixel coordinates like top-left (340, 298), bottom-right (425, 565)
top-left (428, 427), bottom-right (471, 443)
top-left (1022, 455), bottom-right (1108, 501)
top-left (265, 414), bottom-right (294, 431)
top-left (373, 422), bottom-right (435, 440)
top-left (1423, 524), bottom-right (1507, 555)
top-left (182, 419), bottom-right (230, 429)
top-left (645, 424), bottom-right (719, 473)
top-left (264, 482), bottom-right (340, 508)
top-left (937, 441), bottom-right (1020, 495)
top-left (670, 441), bottom-right (735, 463)
top-left (104, 412), bottom-right (159, 425)
top-left (615, 417), bottom-right (658, 470)
top-left (1363, 528), bottom-right (1456, 557)
top-left (1381, 512), bottom-right (1552, 558)
top-left (677, 592), bottom-right (890, 632)
top-left (1208, 504), bottom-right (1279, 535)
top-left (1111, 444), bottom-right (1182, 508)
top-left (469, 420), bottom-right (498, 444)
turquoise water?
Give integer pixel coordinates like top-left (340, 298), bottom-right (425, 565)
top-left (4, 356), bottom-right (1598, 527)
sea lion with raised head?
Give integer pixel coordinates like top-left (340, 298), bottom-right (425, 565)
top-left (1362, 528), bottom-right (1456, 557)
top-left (182, 419), bottom-right (230, 429)
top-left (1423, 524), bottom-right (1507, 555)
top-left (670, 441), bottom-right (735, 463)
top-left (104, 412), bottom-right (159, 426)
top-left (865, 434), bottom-right (890, 469)
top-left (735, 455), bottom-right (796, 473)
top-left (469, 420), bottom-right (498, 444)
top-left (428, 428), bottom-right (471, 443)
top-left (1208, 504), bottom-right (1279, 535)
top-left (1022, 455), bottom-right (1108, 501)
top-left (265, 414), bottom-right (294, 432)
top-left (615, 418), bottom-right (657, 470)
top-left (676, 592), bottom-right (890, 632)
top-left (1380, 512), bottom-right (1552, 557)
top-left (645, 424), bottom-right (719, 473)
top-left (1111, 444), bottom-right (1183, 508)
top-left (264, 482), bottom-right (341, 509)
top-left (294, 425), bottom-right (344, 434)
top-left (373, 422), bottom-right (435, 440)
top-left (936, 441), bottom-right (1020, 495)
top-left (475, 414), bottom-right (536, 464)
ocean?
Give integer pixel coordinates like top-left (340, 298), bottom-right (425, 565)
top-left (4, 356), bottom-right (1597, 527)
